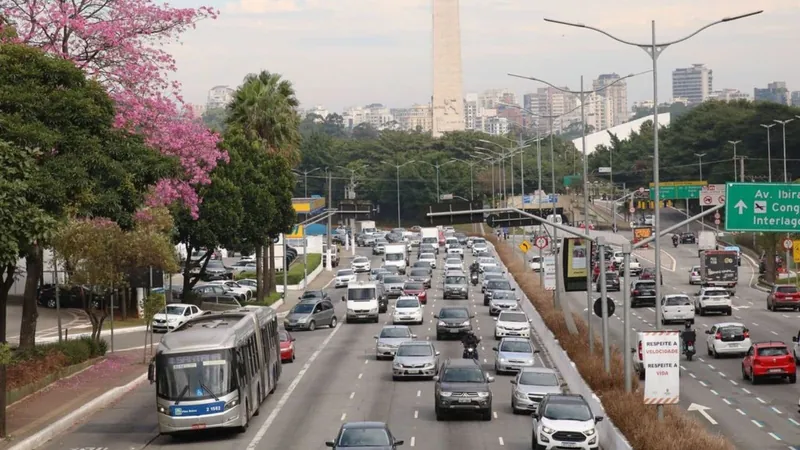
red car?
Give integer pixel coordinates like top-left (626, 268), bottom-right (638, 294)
top-left (767, 285), bottom-right (800, 311)
top-left (741, 341), bottom-right (796, 384)
top-left (279, 330), bottom-right (296, 363)
top-left (402, 282), bottom-right (427, 304)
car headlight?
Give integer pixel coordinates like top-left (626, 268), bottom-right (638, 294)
top-left (541, 426), bottom-right (555, 434)
top-left (297, 317), bottom-right (308, 323)
top-left (369, 308), bottom-right (378, 313)
top-left (347, 309), bottom-right (355, 313)
top-left (499, 357), bottom-right (507, 363)
top-left (584, 428), bottom-right (596, 436)
top-left (525, 359), bottom-right (534, 365)
top-left (477, 392), bottom-right (490, 398)
top-left (461, 320), bottom-right (470, 326)
top-left (440, 391), bottom-right (453, 397)
top-left (167, 318), bottom-right (177, 323)
top-left (514, 390), bottom-right (528, 400)
top-left (438, 321), bottom-right (446, 326)
top-left (393, 362), bottom-right (402, 368)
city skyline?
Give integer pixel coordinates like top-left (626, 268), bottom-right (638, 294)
top-left (166, 1), bottom-right (798, 112)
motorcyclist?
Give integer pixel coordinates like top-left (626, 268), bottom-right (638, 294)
top-left (672, 234), bottom-right (680, 246)
top-left (469, 260), bottom-right (480, 274)
top-left (461, 330), bottom-right (481, 359)
top-left (681, 321), bottom-right (696, 354)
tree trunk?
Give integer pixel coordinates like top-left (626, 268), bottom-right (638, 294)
top-left (255, 246), bottom-right (263, 302)
top-left (262, 244), bottom-right (271, 294)
top-left (18, 245), bottom-right (42, 350)
top-left (0, 264), bottom-right (15, 437)
top-left (121, 288), bottom-right (128, 321)
top-left (267, 242), bottom-right (276, 293)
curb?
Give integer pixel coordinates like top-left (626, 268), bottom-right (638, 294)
top-left (32, 326), bottom-right (147, 344)
top-left (8, 373), bottom-right (148, 450)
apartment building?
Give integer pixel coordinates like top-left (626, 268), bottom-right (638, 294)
top-left (672, 64), bottom-right (713, 105)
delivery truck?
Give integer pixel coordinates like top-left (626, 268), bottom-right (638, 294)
top-left (700, 250), bottom-right (738, 294)
top-left (697, 230), bottom-right (716, 257)
top-left (383, 244), bottom-right (408, 274)
top-left (357, 220), bottom-right (377, 235)
top-left (420, 227), bottom-right (439, 253)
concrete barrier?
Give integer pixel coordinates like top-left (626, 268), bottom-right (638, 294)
top-left (276, 262), bottom-right (323, 292)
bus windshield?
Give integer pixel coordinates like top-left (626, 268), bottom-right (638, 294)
top-left (156, 350), bottom-right (237, 401)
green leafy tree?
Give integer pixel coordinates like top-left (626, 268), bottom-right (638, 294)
top-left (202, 107), bottom-right (228, 133)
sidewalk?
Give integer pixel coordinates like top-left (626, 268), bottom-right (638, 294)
top-left (3, 348), bottom-right (150, 450)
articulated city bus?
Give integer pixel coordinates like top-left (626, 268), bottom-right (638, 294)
top-left (148, 305), bottom-right (281, 435)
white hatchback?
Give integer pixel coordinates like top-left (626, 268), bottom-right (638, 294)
top-left (688, 265), bottom-right (703, 285)
top-left (419, 253), bottom-right (437, 269)
top-left (444, 258), bottom-right (463, 272)
top-left (660, 294), bottom-right (695, 325)
top-left (705, 322), bottom-right (751, 358)
top-left (334, 269), bottom-right (357, 288)
top-left (494, 311), bottom-right (531, 339)
top-left (392, 296), bottom-right (423, 325)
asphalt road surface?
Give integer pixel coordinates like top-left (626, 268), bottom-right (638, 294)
top-left (559, 208), bottom-right (800, 450)
top-left (38, 242), bottom-right (563, 450)
top-left (7, 305), bottom-right (89, 343)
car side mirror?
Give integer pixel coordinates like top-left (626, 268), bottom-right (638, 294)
top-left (341, 296), bottom-right (346, 302)
top-left (394, 440), bottom-right (404, 446)
top-left (630, 348), bottom-right (636, 353)
top-left (516, 298), bottom-right (521, 302)
top-left (492, 347), bottom-right (498, 351)
top-left (325, 441), bottom-right (335, 448)
top-left (435, 351), bottom-right (440, 356)
top-left (705, 330), bottom-right (712, 334)
top-left (433, 314), bottom-right (439, 319)
top-left (291, 337), bottom-right (296, 342)
top-left (469, 314), bottom-right (475, 319)
top-left (487, 375), bottom-right (495, 383)
top-left (533, 350), bottom-right (541, 354)
top-left (529, 319), bottom-right (533, 323)
top-left (432, 375), bottom-right (439, 381)
top-left (374, 335), bottom-right (379, 339)
top-left (411, 334), bottom-right (417, 338)
top-left (792, 336), bottom-right (798, 343)
top-left (512, 287), bottom-right (516, 291)
top-left (493, 317), bottom-right (498, 321)
top-left (147, 362), bottom-right (155, 383)
top-left (382, 258), bottom-right (385, 262)
top-left (510, 379), bottom-right (517, 384)
top-left (531, 412), bottom-right (539, 419)
top-left (595, 416), bottom-right (604, 423)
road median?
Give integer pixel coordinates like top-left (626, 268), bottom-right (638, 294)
top-left (482, 232), bottom-right (734, 450)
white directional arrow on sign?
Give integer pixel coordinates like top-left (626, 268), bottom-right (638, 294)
top-left (734, 200), bottom-right (747, 214)
top-left (687, 403), bottom-right (718, 425)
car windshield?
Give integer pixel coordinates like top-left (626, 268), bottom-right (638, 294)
top-left (380, 328), bottom-right (411, 338)
top-left (543, 402), bottom-right (593, 421)
top-left (348, 288), bottom-right (376, 301)
top-left (445, 276), bottom-right (466, 284)
top-left (758, 347), bottom-right (788, 356)
top-left (161, 306), bottom-right (187, 316)
top-left (665, 296), bottom-right (691, 306)
top-left (485, 274), bottom-right (503, 281)
top-left (338, 428), bottom-right (391, 447)
top-left (520, 371), bottom-right (559, 386)
top-left (441, 367), bottom-right (484, 383)
top-left (499, 312), bottom-right (526, 322)
top-left (410, 269), bottom-right (428, 277)
top-left (292, 303), bottom-right (315, 314)
top-left (439, 308), bottom-right (468, 319)
top-left (278, 331), bottom-right (289, 342)
top-left (404, 282), bottom-right (424, 290)
top-left (397, 345), bottom-right (432, 356)
top-left (479, 258), bottom-right (495, 264)
top-left (500, 341), bottom-right (533, 353)
top-left (156, 350), bottom-right (235, 401)
top-left (488, 281), bottom-right (512, 290)
top-left (396, 299), bottom-right (419, 308)
top-left (493, 291), bottom-right (515, 300)
top-left (473, 239), bottom-right (485, 244)
top-left (337, 270), bottom-right (354, 277)
top-left (384, 276), bottom-right (404, 284)
top-left (691, 266), bottom-right (700, 272)
top-left (353, 257), bottom-right (368, 263)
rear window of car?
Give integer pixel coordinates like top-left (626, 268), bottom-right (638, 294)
top-left (635, 282), bottom-right (656, 288)
top-left (757, 346), bottom-right (788, 356)
top-left (776, 286), bottom-right (798, 294)
top-left (664, 296), bottom-right (691, 306)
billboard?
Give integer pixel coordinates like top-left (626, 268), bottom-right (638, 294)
top-left (633, 226), bottom-right (652, 248)
top-left (562, 238), bottom-right (591, 292)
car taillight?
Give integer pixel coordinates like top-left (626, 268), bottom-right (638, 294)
top-left (743, 331), bottom-right (749, 338)
top-left (775, 293), bottom-right (785, 299)
top-left (715, 332), bottom-right (722, 339)
top-left (633, 290), bottom-right (639, 295)
top-left (638, 341), bottom-right (642, 361)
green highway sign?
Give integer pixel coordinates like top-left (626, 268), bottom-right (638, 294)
top-left (725, 183), bottom-right (800, 232)
top-left (649, 181), bottom-right (707, 200)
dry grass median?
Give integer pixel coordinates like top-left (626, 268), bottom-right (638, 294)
top-left (482, 233), bottom-right (734, 450)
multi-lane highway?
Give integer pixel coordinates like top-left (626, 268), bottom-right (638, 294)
top-left (558, 206), bottom-right (800, 450)
top-left (38, 239), bottom-right (562, 450)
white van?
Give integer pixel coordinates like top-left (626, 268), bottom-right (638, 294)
top-left (383, 244), bottom-right (408, 274)
top-left (344, 281), bottom-right (382, 323)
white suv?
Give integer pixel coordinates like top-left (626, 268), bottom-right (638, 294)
top-left (695, 287), bottom-right (732, 316)
top-left (532, 394), bottom-right (603, 450)
top-left (705, 322), bottom-right (751, 358)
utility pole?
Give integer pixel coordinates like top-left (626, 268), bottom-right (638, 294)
top-left (728, 140), bottom-right (741, 182)
top-left (326, 168), bottom-right (333, 272)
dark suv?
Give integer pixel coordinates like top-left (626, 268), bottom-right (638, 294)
top-left (433, 359), bottom-right (494, 421)
top-left (434, 307), bottom-right (474, 340)
top-left (631, 280), bottom-right (657, 307)
top-left (484, 279), bottom-right (514, 306)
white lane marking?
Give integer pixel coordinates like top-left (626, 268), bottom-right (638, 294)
top-left (771, 331), bottom-right (779, 336)
top-left (736, 408), bottom-right (746, 415)
top-left (417, 390), bottom-right (421, 397)
top-left (771, 407), bottom-right (782, 414)
top-left (710, 390), bottom-right (718, 396)
top-left (410, 436), bottom-right (416, 447)
top-left (341, 413), bottom-right (347, 421)
top-left (789, 418), bottom-right (800, 426)
top-left (698, 357), bottom-right (705, 362)
top-left (680, 365), bottom-right (687, 370)
top-left (730, 380), bottom-right (738, 386)
top-left (358, 373), bottom-right (363, 379)
top-left (365, 359), bottom-right (369, 364)
top-left (349, 392), bottom-right (355, 399)
top-left (722, 398), bottom-right (732, 405)
top-left (699, 381), bottom-right (707, 387)
top-left (483, 358), bottom-right (487, 363)
top-left (689, 373), bottom-right (697, 379)
top-left (742, 388), bottom-right (752, 394)
top-left (708, 364), bottom-right (716, 370)
top-left (768, 432), bottom-right (781, 441)
top-left (752, 420), bottom-right (764, 428)
top-left (493, 411), bottom-right (498, 419)
top-left (756, 397), bottom-right (766, 404)
top-left (246, 317), bottom-right (344, 450)
top-left (752, 322), bottom-right (759, 326)
top-left (719, 372), bottom-right (726, 378)
top-left (414, 410), bottom-right (418, 419)
top-left (498, 437), bottom-right (505, 446)
top-left (783, 314), bottom-right (789, 318)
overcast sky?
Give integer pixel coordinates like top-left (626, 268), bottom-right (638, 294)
top-left (167, 0), bottom-right (799, 111)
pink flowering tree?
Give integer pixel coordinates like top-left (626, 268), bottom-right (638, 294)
top-left (1, 0), bottom-right (227, 217)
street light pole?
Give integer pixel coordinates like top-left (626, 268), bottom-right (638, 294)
top-left (694, 153), bottom-right (706, 181)
top-left (300, 167), bottom-right (322, 198)
top-left (728, 140), bottom-right (741, 182)
top-left (384, 160), bottom-right (416, 228)
top-left (776, 118), bottom-right (794, 276)
top-left (761, 123), bottom-right (776, 182)
top-left (544, 9), bottom-right (763, 421)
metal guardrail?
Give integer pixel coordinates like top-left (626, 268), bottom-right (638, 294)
top-left (487, 241), bottom-right (633, 450)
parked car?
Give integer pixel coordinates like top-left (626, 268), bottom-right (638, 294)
top-left (201, 260), bottom-right (234, 281)
top-left (37, 285), bottom-right (100, 309)
top-left (206, 280), bottom-right (253, 301)
top-left (151, 303), bottom-right (204, 332)
top-left (741, 341), bottom-right (796, 384)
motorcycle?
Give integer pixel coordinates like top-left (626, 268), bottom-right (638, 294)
top-left (672, 238), bottom-right (679, 248)
top-left (462, 347), bottom-right (478, 360)
top-left (470, 272), bottom-right (479, 286)
top-left (684, 341), bottom-right (695, 361)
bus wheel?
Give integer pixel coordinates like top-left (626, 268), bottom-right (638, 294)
top-left (254, 387), bottom-right (261, 416)
top-left (237, 401), bottom-right (249, 433)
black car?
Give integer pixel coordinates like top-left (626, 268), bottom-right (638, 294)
top-left (37, 285), bottom-right (102, 309)
top-left (300, 290), bottom-right (330, 302)
top-left (631, 280), bottom-right (657, 307)
top-left (326, 421), bottom-right (403, 449)
top-left (596, 272), bottom-right (620, 292)
top-left (434, 358), bottom-right (494, 421)
top-left (679, 232), bottom-right (696, 244)
top-left (484, 279), bottom-right (514, 306)
top-left (435, 307), bottom-right (474, 339)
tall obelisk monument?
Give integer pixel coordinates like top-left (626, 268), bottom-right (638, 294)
top-left (431, 0), bottom-right (465, 138)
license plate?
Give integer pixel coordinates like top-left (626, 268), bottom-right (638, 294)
top-left (449, 329), bottom-right (460, 333)
top-left (191, 424), bottom-right (207, 429)
top-left (769, 368), bottom-right (783, 373)
top-left (407, 370), bottom-right (419, 374)
top-left (458, 398), bottom-right (472, 403)
top-left (358, 315), bottom-right (367, 318)
top-left (560, 443), bottom-right (579, 448)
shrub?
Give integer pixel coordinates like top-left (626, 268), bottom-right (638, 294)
top-left (482, 232), bottom-right (734, 450)
top-left (7, 337), bottom-right (106, 390)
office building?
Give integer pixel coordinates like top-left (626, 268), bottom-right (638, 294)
top-left (207, 85), bottom-right (234, 109)
top-left (754, 82), bottom-right (790, 105)
top-left (671, 64), bottom-right (713, 104)
top-left (591, 73), bottom-right (628, 130)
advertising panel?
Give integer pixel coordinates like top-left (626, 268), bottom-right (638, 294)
top-left (543, 255), bottom-right (556, 291)
top-left (642, 331), bottom-right (681, 405)
top-left (562, 238), bottom-right (591, 292)
top-left (633, 226), bottom-right (653, 248)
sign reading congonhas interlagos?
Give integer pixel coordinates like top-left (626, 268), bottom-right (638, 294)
top-left (642, 331), bottom-right (681, 405)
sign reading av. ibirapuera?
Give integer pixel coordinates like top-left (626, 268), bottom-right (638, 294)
top-left (725, 183), bottom-right (800, 232)
top-left (642, 331), bottom-right (681, 405)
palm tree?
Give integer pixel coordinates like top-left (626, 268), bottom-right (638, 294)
top-left (226, 71), bottom-right (302, 299)
top-left (227, 71), bottom-right (302, 166)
